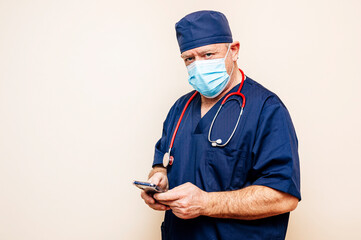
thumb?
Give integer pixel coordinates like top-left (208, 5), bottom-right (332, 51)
top-left (148, 172), bottom-right (163, 186)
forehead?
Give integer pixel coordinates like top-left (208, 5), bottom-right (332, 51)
top-left (181, 43), bottom-right (227, 58)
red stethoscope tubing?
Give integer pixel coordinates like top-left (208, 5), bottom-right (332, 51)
top-left (167, 68), bottom-right (245, 164)
top-left (222, 68), bottom-right (245, 107)
top-left (168, 91), bottom-right (198, 150)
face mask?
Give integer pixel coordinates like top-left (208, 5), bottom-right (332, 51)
top-left (187, 45), bottom-right (234, 98)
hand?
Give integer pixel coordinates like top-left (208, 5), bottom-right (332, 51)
top-left (154, 182), bottom-right (208, 219)
top-left (141, 170), bottom-right (170, 211)
top-left (148, 170), bottom-right (169, 192)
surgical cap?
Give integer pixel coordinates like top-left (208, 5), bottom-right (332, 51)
top-left (175, 10), bottom-right (233, 53)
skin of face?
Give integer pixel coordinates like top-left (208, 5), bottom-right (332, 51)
top-left (180, 42), bottom-right (239, 75)
top-left (180, 42), bottom-right (241, 109)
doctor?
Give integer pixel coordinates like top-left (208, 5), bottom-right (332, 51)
top-left (141, 10), bottom-right (301, 240)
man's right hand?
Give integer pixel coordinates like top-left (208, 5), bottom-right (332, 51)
top-left (140, 167), bottom-right (170, 211)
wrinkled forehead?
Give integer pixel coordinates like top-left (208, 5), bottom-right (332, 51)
top-left (180, 43), bottom-right (228, 58)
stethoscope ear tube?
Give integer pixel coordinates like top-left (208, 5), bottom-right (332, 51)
top-left (208, 70), bottom-right (246, 147)
top-left (208, 98), bottom-right (244, 147)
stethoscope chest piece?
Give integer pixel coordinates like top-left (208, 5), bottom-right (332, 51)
top-left (163, 152), bottom-right (174, 168)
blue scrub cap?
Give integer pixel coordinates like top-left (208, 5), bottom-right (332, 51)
top-left (175, 10), bottom-right (233, 53)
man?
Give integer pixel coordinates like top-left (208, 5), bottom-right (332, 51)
top-left (141, 10), bottom-right (301, 240)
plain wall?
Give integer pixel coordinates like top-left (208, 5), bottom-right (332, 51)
top-left (0, 0), bottom-right (360, 239)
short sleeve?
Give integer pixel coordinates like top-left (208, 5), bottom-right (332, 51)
top-left (152, 100), bottom-right (180, 167)
top-left (251, 97), bottom-right (301, 200)
top-left (152, 121), bottom-right (169, 167)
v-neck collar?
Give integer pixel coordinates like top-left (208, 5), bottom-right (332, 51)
top-left (192, 81), bottom-right (243, 134)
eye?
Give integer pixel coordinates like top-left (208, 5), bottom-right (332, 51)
top-left (185, 57), bottom-right (194, 62)
top-left (205, 53), bottom-right (213, 58)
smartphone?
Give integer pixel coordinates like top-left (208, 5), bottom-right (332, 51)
top-left (133, 180), bottom-right (165, 193)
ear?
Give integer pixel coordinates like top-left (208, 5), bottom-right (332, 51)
top-left (230, 41), bottom-right (240, 61)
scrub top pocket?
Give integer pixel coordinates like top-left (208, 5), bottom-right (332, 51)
top-left (204, 147), bottom-right (247, 192)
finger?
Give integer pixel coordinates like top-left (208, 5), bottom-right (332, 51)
top-left (148, 173), bottom-right (163, 186)
top-left (140, 191), bottom-right (155, 204)
top-left (156, 200), bottom-right (179, 207)
top-left (170, 208), bottom-right (185, 219)
top-left (149, 173), bottom-right (168, 191)
top-left (154, 190), bottom-right (180, 202)
top-left (147, 202), bottom-right (169, 211)
top-left (171, 207), bottom-right (194, 220)
top-left (158, 176), bottom-right (168, 190)
top-left (141, 191), bottom-right (171, 211)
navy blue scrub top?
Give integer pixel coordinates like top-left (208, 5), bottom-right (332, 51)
top-left (152, 77), bottom-right (301, 240)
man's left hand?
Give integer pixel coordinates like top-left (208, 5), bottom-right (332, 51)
top-left (154, 182), bottom-right (208, 219)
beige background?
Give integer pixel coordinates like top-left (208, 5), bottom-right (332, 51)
top-left (0, 0), bottom-right (360, 239)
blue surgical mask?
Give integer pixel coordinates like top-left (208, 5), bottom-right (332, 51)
top-left (187, 45), bottom-right (234, 98)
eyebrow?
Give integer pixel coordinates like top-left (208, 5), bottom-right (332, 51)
top-left (198, 48), bottom-right (218, 55)
top-left (181, 47), bottom-right (219, 59)
top-left (181, 53), bottom-right (193, 59)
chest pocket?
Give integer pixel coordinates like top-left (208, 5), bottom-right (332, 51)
top-left (203, 147), bottom-right (247, 192)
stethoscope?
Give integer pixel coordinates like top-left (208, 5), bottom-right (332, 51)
top-left (163, 69), bottom-right (246, 167)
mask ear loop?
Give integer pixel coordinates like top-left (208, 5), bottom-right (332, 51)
top-left (224, 44), bottom-right (235, 78)
top-left (224, 43), bottom-right (232, 59)
top-left (229, 61), bottom-right (235, 78)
